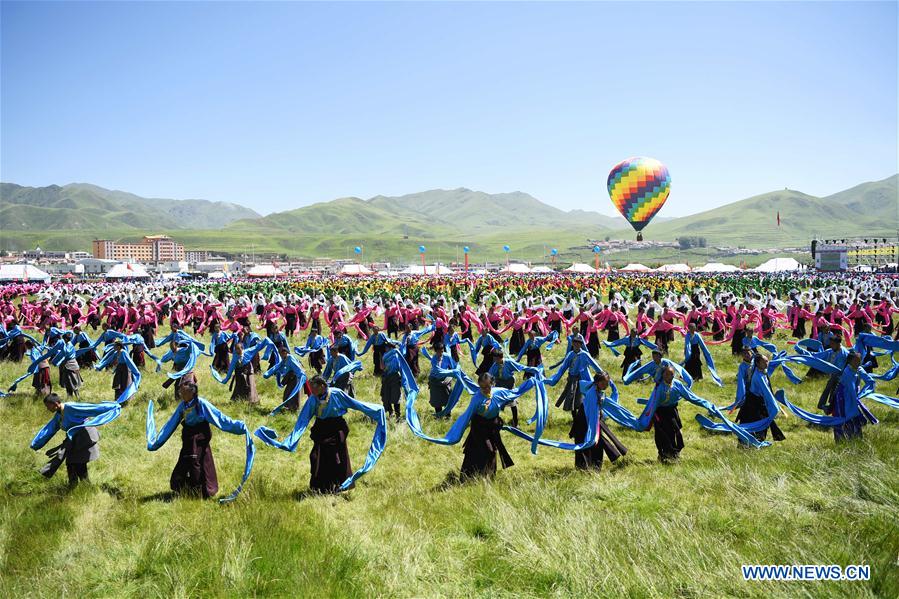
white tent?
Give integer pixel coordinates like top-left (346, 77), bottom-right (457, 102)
top-left (530, 265), bottom-right (554, 273)
top-left (206, 271), bottom-right (229, 279)
top-left (754, 257), bottom-right (802, 272)
top-left (401, 264), bottom-right (453, 275)
top-left (618, 263), bottom-right (651, 272)
top-left (501, 263), bottom-right (532, 274)
top-left (246, 264), bottom-right (285, 277)
top-left (693, 262), bottom-right (740, 272)
top-left (654, 263), bottom-right (692, 273)
top-left (105, 262), bottom-right (151, 279)
top-left (0, 264), bottom-right (51, 283)
top-left (564, 263), bottom-right (596, 274)
top-left (339, 263), bottom-right (373, 276)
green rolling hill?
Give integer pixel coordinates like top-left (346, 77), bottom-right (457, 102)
top-left (1, 175), bottom-right (895, 261)
top-left (608, 174), bottom-right (898, 245)
top-left (0, 182), bottom-right (261, 232)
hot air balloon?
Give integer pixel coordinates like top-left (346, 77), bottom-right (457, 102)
top-left (607, 156), bottom-right (670, 241)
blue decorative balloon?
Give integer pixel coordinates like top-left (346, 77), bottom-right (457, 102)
top-left (551, 248), bottom-right (558, 256)
top-left (354, 246), bottom-right (362, 254)
top-left (418, 245), bottom-right (426, 253)
top-left (463, 246), bottom-right (470, 253)
top-left (503, 245), bottom-right (510, 252)
top-left (592, 245), bottom-right (601, 253)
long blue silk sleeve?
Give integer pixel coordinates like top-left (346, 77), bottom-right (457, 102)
top-left (254, 395), bottom-right (317, 451)
top-left (197, 398), bottom-right (256, 503)
top-left (145, 400), bottom-right (186, 451)
top-left (31, 402), bottom-right (123, 449)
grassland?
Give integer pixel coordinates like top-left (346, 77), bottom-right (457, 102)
top-left (0, 324), bottom-right (897, 598)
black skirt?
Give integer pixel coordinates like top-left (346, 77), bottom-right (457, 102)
top-left (230, 363), bottom-right (258, 403)
top-left (606, 320), bottom-right (620, 342)
top-left (112, 361), bottom-right (132, 395)
top-left (281, 371), bottom-right (300, 412)
top-left (731, 329), bottom-right (746, 355)
top-left (380, 371), bottom-right (402, 407)
top-left (684, 345), bottom-right (704, 381)
top-left (587, 332), bottom-right (600, 359)
top-left (171, 421), bottom-right (218, 498)
top-left (212, 345), bottom-right (231, 373)
top-left (372, 344), bottom-right (384, 376)
top-left (556, 375), bottom-right (582, 412)
top-left (461, 414), bottom-right (513, 479)
top-left (309, 349), bottom-right (326, 373)
top-left (621, 346), bottom-right (642, 378)
top-left (570, 404), bottom-right (627, 469)
top-left (509, 328), bottom-right (525, 357)
top-left (653, 405), bottom-right (684, 460)
top-left (59, 361), bottom-right (82, 395)
top-left (428, 378), bottom-right (453, 411)
top-left (309, 416), bottom-right (353, 493)
top-left (736, 392), bottom-right (785, 442)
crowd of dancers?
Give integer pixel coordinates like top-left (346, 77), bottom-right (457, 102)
top-left (1, 273), bottom-right (897, 502)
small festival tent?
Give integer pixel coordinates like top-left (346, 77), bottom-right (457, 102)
top-left (618, 263), bottom-right (651, 272)
top-left (754, 257), bottom-right (802, 272)
top-left (655, 263), bottom-right (692, 273)
top-left (564, 263), bottom-right (596, 274)
top-left (0, 264), bottom-right (51, 283)
top-left (340, 263), bottom-right (374, 276)
top-left (105, 262), bottom-right (151, 279)
top-left (501, 263), bottom-right (532, 274)
top-left (401, 264), bottom-right (453, 275)
top-left (694, 262), bottom-right (740, 272)
top-left (246, 264), bottom-right (285, 277)
top-left (530, 265), bottom-right (554, 273)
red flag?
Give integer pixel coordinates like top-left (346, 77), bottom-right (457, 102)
top-left (777, 211), bottom-right (781, 227)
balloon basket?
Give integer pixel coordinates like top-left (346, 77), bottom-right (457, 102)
top-left (636, 232), bottom-right (643, 242)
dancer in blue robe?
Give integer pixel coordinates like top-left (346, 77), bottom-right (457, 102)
top-left (146, 373), bottom-right (255, 503)
top-left (30, 393), bottom-right (123, 485)
top-left (255, 374), bottom-right (387, 493)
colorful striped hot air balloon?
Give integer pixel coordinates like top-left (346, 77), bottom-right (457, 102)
top-left (607, 156), bottom-right (671, 241)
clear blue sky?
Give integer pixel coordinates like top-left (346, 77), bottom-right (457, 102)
top-left (2, 1), bottom-right (896, 217)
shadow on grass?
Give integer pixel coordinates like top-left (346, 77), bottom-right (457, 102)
top-left (139, 490), bottom-right (179, 503)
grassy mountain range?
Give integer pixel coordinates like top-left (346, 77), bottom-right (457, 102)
top-left (616, 174), bottom-right (898, 246)
top-left (1, 175), bottom-right (895, 262)
top-left (0, 182), bottom-right (260, 231)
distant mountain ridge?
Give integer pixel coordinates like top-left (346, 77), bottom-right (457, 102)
top-left (0, 182), bottom-right (261, 231)
top-left (0, 175), bottom-right (895, 254)
top-left (618, 174), bottom-right (898, 245)
top-left (226, 187), bottom-right (633, 237)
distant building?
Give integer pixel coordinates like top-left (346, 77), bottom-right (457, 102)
top-left (186, 249), bottom-right (213, 262)
top-left (23, 248), bottom-right (93, 261)
top-left (92, 235), bottom-right (185, 262)
top-left (77, 258), bottom-right (118, 275)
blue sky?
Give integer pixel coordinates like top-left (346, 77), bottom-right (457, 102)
top-left (2, 1), bottom-right (896, 217)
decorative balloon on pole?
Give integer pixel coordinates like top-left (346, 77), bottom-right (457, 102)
top-left (354, 245), bottom-right (363, 264)
top-left (503, 244), bottom-right (510, 267)
top-left (592, 245), bottom-right (601, 272)
top-left (607, 156), bottom-right (671, 242)
top-left (418, 245), bottom-right (426, 275)
top-left (550, 248), bottom-right (558, 267)
top-left (463, 246), bottom-right (470, 273)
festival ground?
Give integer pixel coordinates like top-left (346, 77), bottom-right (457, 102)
top-left (1, 324), bottom-right (896, 598)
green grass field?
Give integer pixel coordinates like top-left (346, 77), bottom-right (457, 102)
top-left (1, 327), bottom-right (897, 597)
